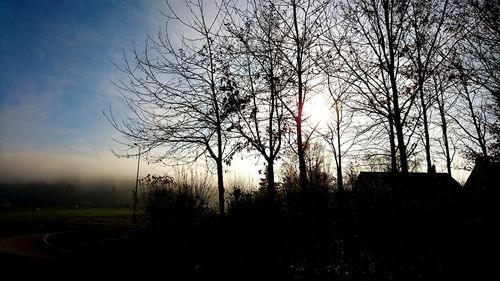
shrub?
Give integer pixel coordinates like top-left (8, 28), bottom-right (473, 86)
top-left (138, 174), bottom-right (214, 229)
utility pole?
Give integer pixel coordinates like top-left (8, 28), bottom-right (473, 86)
top-left (132, 143), bottom-right (141, 223)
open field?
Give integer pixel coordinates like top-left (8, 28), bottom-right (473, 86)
top-left (0, 207), bottom-right (135, 237)
top-left (0, 207), bottom-right (132, 221)
top-left (0, 207), bottom-right (146, 278)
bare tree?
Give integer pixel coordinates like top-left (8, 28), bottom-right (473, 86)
top-left (304, 141), bottom-right (335, 191)
top-left (315, 1), bottom-right (354, 192)
top-left (320, 73), bottom-right (359, 193)
top-left (221, 0), bottom-right (290, 201)
top-left (106, 0), bottom-right (232, 215)
top-left (329, 0), bottom-right (418, 173)
top-left (463, 0), bottom-right (500, 158)
top-left (404, 0), bottom-right (462, 172)
top-left (431, 70), bottom-right (457, 175)
top-left (449, 52), bottom-right (493, 159)
top-left (464, 0), bottom-right (500, 99)
top-left (269, 0), bottom-right (327, 192)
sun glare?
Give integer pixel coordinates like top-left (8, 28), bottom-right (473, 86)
top-left (305, 96), bottom-right (332, 126)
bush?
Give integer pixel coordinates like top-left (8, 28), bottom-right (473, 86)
top-left (138, 174), bottom-right (214, 229)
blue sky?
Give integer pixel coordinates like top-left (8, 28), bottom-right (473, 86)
top-left (0, 0), bottom-right (472, 184)
top-left (0, 0), bottom-right (166, 181)
top-left (0, 0), bottom-right (259, 183)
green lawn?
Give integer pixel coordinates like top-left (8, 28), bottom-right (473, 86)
top-left (0, 207), bottom-right (132, 222)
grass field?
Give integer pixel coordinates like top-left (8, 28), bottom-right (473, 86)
top-left (0, 207), bottom-right (132, 222)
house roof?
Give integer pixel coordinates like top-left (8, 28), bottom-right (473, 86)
top-left (355, 172), bottom-right (462, 196)
top-left (464, 158), bottom-right (500, 191)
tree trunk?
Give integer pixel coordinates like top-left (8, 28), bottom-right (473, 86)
top-left (215, 94), bottom-right (225, 215)
top-left (298, 126), bottom-right (308, 193)
top-left (442, 119), bottom-right (452, 175)
top-left (336, 166), bottom-right (343, 193)
top-left (386, 95), bottom-right (398, 172)
top-left (415, 37), bottom-right (432, 173)
top-left (268, 74), bottom-right (276, 202)
top-left (336, 112), bottom-right (344, 193)
top-left (388, 120), bottom-right (398, 172)
top-left (267, 158), bottom-right (275, 201)
top-left (419, 84), bottom-right (433, 172)
top-left (391, 90), bottom-right (409, 173)
top-left (464, 80), bottom-right (489, 158)
top-left (384, 1), bottom-right (408, 173)
top-left (436, 89), bottom-right (452, 176)
top-left (292, 0), bottom-right (308, 193)
top-left (216, 159), bottom-right (225, 216)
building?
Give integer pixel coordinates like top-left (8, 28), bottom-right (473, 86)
top-left (355, 171), bottom-right (462, 198)
top-left (464, 157), bottom-right (500, 195)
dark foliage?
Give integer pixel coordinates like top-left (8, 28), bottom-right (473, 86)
top-left (138, 174), bottom-right (214, 230)
top-left (132, 171), bottom-right (499, 281)
top-left (4, 172), bottom-right (498, 280)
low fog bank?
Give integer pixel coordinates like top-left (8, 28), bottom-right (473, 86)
top-left (0, 151), bottom-right (163, 183)
top-left (0, 178), bottom-right (135, 208)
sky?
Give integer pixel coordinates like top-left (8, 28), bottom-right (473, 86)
top-left (0, 0), bottom-right (260, 184)
top-left (0, 0), bottom-right (471, 185)
top-left (0, 0), bottom-right (193, 182)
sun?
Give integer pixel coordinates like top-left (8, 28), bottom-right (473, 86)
top-left (304, 95), bottom-right (332, 126)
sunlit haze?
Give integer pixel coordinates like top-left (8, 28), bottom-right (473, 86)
top-left (0, 0), bottom-right (477, 185)
top-left (0, 1), bottom-right (496, 278)
top-left (0, 0), bottom-right (200, 183)
top-left (304, 94), bottom-right (333, 127)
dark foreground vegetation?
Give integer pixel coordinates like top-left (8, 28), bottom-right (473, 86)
top-left (57, 171), bottom-right (493, 281)
top-left (1, 169), bottom-right (499, 281)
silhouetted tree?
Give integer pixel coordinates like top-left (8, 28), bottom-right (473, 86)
top-left (221, 0), bottom-right (290, 201)
top-left (404, 0), bottom-right (461, 172)
top-left (106, 0), bottom-right (232, 215)
top-left (271, 0), bottom-right (327, 193)
top-left (330, 0), bottom-right (415, 173)
top-left (431, 69), bottom-right (458, 175)
top-left (279, 151), bottom-right (300, 195)
top-left (449, 52), bottom-right (494, 159)
top-left (464, 0), bottom-right (500, 99)
top-left (463, 0), bottom-right (500, 159)
top-left (304, 141), bottom-right (334, 191)
top-left (320, 74), bottom-right (359, 193)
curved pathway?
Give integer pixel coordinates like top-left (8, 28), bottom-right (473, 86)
top-left (0, 233), bottom-right (55, 259)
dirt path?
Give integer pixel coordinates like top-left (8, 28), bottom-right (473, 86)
top-left (0, 233), bottom-right (55, 259)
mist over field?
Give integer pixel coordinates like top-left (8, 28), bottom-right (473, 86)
top-left (0, 178), bottom-right (135, 209)
top-left (0, 153), bottom-right (142, 208)
top-left (0, 0), bottom-right (498, 279)
top-left (0, 151), bottom-right (144, 182)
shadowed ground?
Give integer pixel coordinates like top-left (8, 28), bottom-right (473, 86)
top-left (0, 176), bottom-right (499, 281)
top-left (0, 233), bottom-right (54, 259)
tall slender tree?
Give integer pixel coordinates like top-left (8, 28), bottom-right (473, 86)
top-left (106, 0), bottom-right (231, 215)
top-left (449, 52), bottom-right (493, 159)
top-left (464, 0), bottom-right (500, 159)
top-left (221, 0), bottom-right (290, 201)
top-left (404, 0), bottom-right (467, 172)
top-left (330, 0), bottom-right (416, 173)
top-left (276, 0), bottom-right (327, 191)
top-left (432, 71), bottom-right (457, 175)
